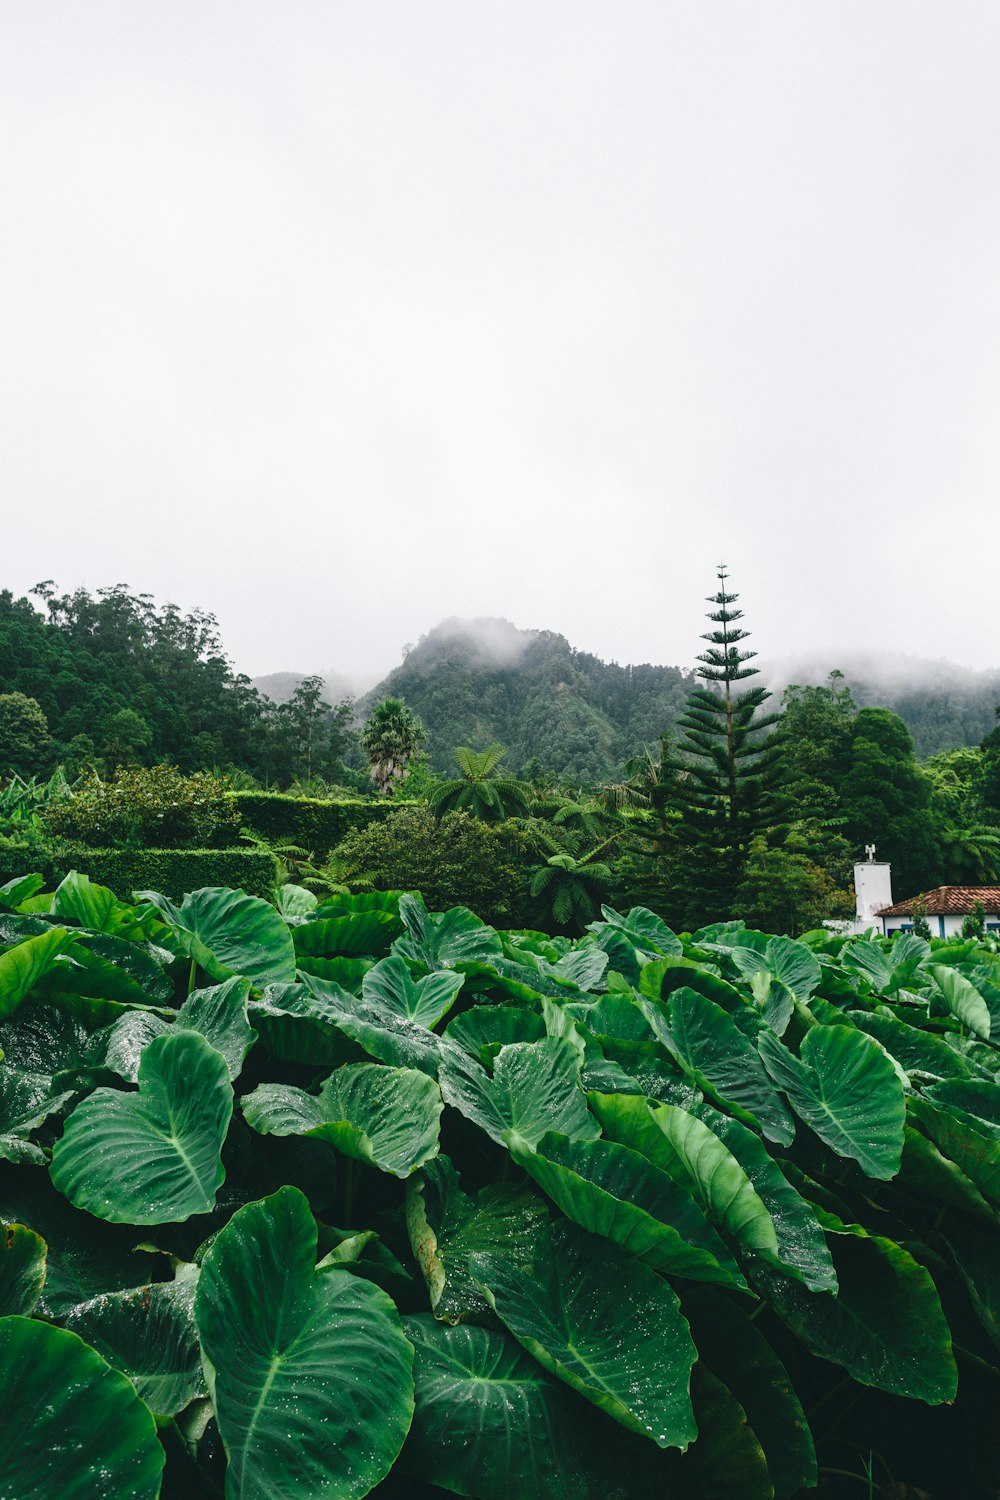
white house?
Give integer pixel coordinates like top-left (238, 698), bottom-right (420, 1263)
top-left (877, 886), bottom-right (1000, 939)
top-left (832, 850), bottom-right (1000, 938)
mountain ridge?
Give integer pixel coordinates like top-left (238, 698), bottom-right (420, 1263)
top-left (253, 617), bottom-right (1000, 772)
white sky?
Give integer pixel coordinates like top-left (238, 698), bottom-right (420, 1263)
top-left (2, 3), bottom-right (999, 681)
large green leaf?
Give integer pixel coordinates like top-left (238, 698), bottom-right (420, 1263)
top-left (405, 1156), bottom-right (551, 1321)
top-left (926, 1078), bottom-right (1000, 1131)
top-left (176, 976), bottom-right (256, 1081)
top-left (661, 1366), bottom-right (772, 1500)
top-left (293, 910), bottom-right (401, 959)
top-left (94, 1010), bottom-right (170, 1083)
top-left (841, 934), bottom-right (927, 996)
top-left (362, 956), bottom-right (464, 1029)
top-left (688, 1100), bottom-right (836, 1292)
top-left (242, 1063), bottom-right (442, 1178)
top-left (141, 885), bottom-right (296, 986)
top-left (444, 1004), bottom-right (546, 1062)
top-left (942, 1221), bottom-right (1000, 1355)
top-left (394, 894), bottom-right (503, 969)
top-left (0, 924), bottom-right (71, 1018)
top-left (37, 939), bottom-right (165, 1008)
top-left (0, 1065), bottom-right (76, 1164)
top-left (50, 1030), bottom-right (232, 1223)
top-left (588, 1093), bottom-right (779, 1262)
top-left (437, 1036), bottom-right (600, 1150)
top-left (928, 965), bottom-right (992, 1039)
top-left (0, 873), bottom-right (44, 908)
top-left (509, 1130), bottom-right (746, 1288)
top-left (643, 988), bottom-right (794, 1145)
top-left (296, 974), bottom-right (448, 1075)
top-left (401, 1317), bottom-right (609, 1499)
top-left (639, 956), bottom-right (744, 1013)
top-left (899, 1117), bottom-right (998, 1220)
top-left (63, 1273), bottom-right (205, 1416)
top-left (0, 999), bottom-right (95, 1082)
top-left (50, 872), bottom-right (147, 938)
top-left (590, 904), bottom-right (683, 958)
top-left (758, 1024), bottom-right (905, 1179)
top-left (567, 991), bottom-right (654, 1042)
top-left (0, 1219), bottom-right (46, 1314)
top-left (0, 1315), bottom-right (164, 1497)
top-left (851, 1009), bottom-right (972, 1083)
top-left (474, 1217), bottom-right (697, 1448)
top-left (753, 1212), bottom-right (957, 1403)
top-left (275, 883), bottom-right (318, 921)
top-left (195, 1186), bottom-right (414, 1499)
top-left (682, 1288), bottom-right (817, 1500)
top-left (0, 1173), bottom-right (163, 1317)
top-left (92, 976), bottom-right (257, 1085)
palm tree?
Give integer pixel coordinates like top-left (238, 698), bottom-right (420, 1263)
top-left (428, 745), bottom-right (530, 822)
top-left (360, 698), bottom-right (427, 795)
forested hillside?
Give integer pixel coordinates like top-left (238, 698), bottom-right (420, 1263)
top-left (0, 585), bottom-right (356, 785)
top-left (356, 618), bottom-right (695, 780)
top-left (771, 656), bottom-right (1000, 758)
top-left (262, 623), bottom-right (1000, 774)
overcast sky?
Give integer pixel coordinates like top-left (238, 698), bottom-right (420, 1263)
top-left (2, 3), bottom-right (999, 683)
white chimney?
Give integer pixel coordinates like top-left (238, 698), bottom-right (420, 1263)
top-left (854, 848), bottom-right (892, 930)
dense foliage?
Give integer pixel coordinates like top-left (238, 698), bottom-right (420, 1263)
top-left (8, 577), bottom-right (1000, 923)
top-left (0, 586), bottom-right (359, 785)
top-left (4, 871), bottom-right (1000, 1496)
top-left (362, 617), bottom-right (695, 781)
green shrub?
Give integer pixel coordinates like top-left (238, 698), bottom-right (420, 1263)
top-left (332, 804), bottom-right (535, 925)
top-left (0, 844), bottom-right (279, 901)
top-left (43, 766), bottom-right (241, 849)
top-left (232, 792), bottom-right (417, 859)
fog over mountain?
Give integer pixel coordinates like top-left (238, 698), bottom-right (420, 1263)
top-left (255, 618), bottom-right (1000, 764)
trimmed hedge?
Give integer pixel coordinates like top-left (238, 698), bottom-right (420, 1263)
top-left (0, 845), bottom-right (281, 902)
top-left (231, 793), bottom-right (420, 858)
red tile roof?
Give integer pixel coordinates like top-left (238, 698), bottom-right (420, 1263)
top-left (878, 886), bottom-right (1000, 917)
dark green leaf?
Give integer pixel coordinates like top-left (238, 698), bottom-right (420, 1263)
top-left (195, 1186), bottom-right (414, 1499)
top-left (50, 1030), bottom-right (232, 1223)
top-left (0, 1316), bottom-right (164, 1497)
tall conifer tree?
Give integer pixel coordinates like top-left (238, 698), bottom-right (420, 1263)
top-left (664, 568), bottom-right (785, 929)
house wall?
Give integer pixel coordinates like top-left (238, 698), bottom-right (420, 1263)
top-left (883, 912), bottom-right (1000, 938)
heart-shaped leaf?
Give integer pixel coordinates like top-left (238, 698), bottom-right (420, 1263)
top-left (588, 1093), bottom-right (780, 1263)
top-left (0, 1064), bottom-right (76, 1165)
top-left (473, 1218), bottom-right (697, 1449)
top-left (754, 1209), bottom-right (956, 1403)
top-left (438, 1036), bottom-right (599, 1151)
top-left (405, 1156), bottom-right (550, 1321)
top-left (643, 988), bottom-right (794, 1145)
top-left (394, 895), bottom-right (503, 969)
top-left (50, 1030), bottom-right (232, 1223)
top-left (759, 1025), bottom-right (905, 1179)
top-left (509, 1129), bottom-right (745, 1288)
top-left (242, 1063), bottom-right (442, 1178)
top-left (402, 1316), bottom-right (608, 1499)
top-left (195, 1186), bottom-right (414, 1499)
top-left (0, 925), bottom-right (71, 1018)
top-left (141, 886), bottom-right (296, 986)
top-left (362, 956), bottom-right (464, 1028)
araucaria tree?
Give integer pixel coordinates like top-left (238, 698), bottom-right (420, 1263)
top-left (664, 567), bottom-right (785, 929)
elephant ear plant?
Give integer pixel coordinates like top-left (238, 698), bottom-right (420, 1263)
top-left (2, 875), bottom-right (1000, 1496)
